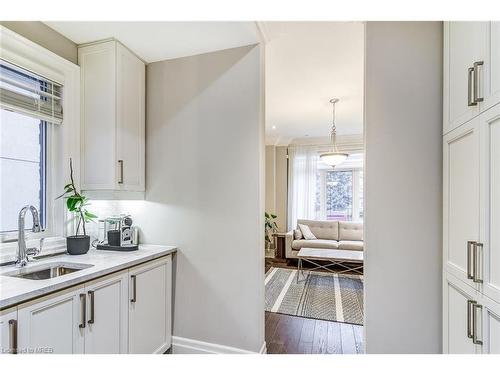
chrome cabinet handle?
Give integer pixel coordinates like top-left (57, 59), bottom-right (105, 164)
top-left (79, 293), bottom-right (86, 328)
top-left (118, 160), bottom-right (124, 184)
top-left (8, 319), bottom-right (17, 354)
top-left (467, 300), bottom-right (474, 338)
top-left (473, 61), bottom-right (484, 103)
top-left (473, 242), bottom-right (483, 284)
top-left (88, 290), bottom-right (95, 324)
top-left (468, 67), bottom-right (477, 106)
top-left (130, 275), bottom-right (137, 303)
top-left (467, 241), bottom-right (476, 280)
top-left (472, 302), bottom-right (483, 345)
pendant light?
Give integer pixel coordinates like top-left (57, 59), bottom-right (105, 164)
top-left (319, 98), bottom-right (348, 167)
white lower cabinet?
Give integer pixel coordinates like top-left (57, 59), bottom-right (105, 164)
top-left (0, 255), bottom-right (172, 354)
top-left (479, 294), bottom-right (500, 353)
top-left (444, 273), bottom-right (481, 354)
top-left (17, 286), bottom-right (85, 354)
top-left (444, 272), bottom-right (500, 354)
top-left (0, 307), bottom-right (17, 354)
top-left (84, 271), bottom-right (129, 354)
top-left (128, 256), bottom-right (172, 354)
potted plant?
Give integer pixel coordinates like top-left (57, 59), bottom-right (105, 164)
top-left (265, 212), bottom-right (278, 250)
top-left (57, 158), bottom-right (97, 255)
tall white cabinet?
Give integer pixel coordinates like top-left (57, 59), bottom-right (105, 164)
top-left (443, 21), bottom-right (500, 354)
top-left (79, 40), bottom-right (145, 195)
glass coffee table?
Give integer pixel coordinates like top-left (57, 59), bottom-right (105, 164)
top-left (296, 247), bottom-right (364, 282)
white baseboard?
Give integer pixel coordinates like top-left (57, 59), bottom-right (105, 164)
top-left (172, 336), bottom-right (267, 354)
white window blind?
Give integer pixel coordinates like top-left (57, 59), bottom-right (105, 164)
top-left (0, 60), bottom-right (63, 124)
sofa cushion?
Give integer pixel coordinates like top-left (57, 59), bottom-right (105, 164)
top-left (291, 239), bottom-right (339, 250)
top-left (298, 224), bottom-right (317, 240)
top-left (339, 221), bottom-right (363, 241)
top-left (338, 240), bottom-right (364, 251)
top-left (293, 229), bottom-right (303, 240)
top-left (297, 219), bottom-right (339, 240)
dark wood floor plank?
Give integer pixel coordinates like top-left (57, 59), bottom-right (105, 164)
top-left (265, 312), bottom-right (363, 354)
top-left (299, 317), bottom-right (316, 344)
top-left (340, 323), bottom-right (357, 354)
top-left (327, 322), bottom-right (343, 354)
top-left (312, 319), bottom-right (329, 354)
top-left (352, 324), bottom-right (364, 354)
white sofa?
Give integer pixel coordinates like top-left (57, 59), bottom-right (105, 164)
top-left (285, 219), bottom-right (364, 259)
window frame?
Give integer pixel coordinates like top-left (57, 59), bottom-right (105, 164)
top-left (0, 26), bottom-right (80, 246)
top-left (316, 166), bottom-right (364, 222)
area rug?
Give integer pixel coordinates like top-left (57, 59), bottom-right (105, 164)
top-left (265, 267), bottom-right (364, 325)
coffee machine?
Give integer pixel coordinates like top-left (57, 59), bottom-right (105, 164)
top-left (96, 214), bottom-right (139, 251)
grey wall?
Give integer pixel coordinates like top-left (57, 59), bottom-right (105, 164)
top-left (0, 22), bottom-right (77, 64)
top-left (131, 45), bottom-right (265, 352)
top-left (265, 145), bottom-right (276, 214)
top-left (274, 146), bottom-right (288, 232)
top-left (264, 145), bottom-right (287, 232)
top-left (364, 22), bottom-right (443, 353)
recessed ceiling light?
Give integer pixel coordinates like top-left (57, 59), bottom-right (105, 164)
top-left (272, 125), bottom-right (276, 130)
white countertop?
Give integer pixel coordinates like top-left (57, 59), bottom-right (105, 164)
top-left (0, 244), bottom-right (177, 309)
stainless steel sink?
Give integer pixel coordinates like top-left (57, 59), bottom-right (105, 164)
top-left (2, 262), bottom-right (93, 280)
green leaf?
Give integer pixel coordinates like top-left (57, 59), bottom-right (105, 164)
top-left (84, 212), bottom-right (98, 219)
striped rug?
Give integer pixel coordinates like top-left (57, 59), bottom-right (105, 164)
top-left (265, 267), bottom-right (364, 325)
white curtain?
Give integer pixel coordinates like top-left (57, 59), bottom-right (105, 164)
top-left (287, 145), bottom-right (320, 230)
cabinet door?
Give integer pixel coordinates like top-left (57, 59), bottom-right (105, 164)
top-left (480, 103), bottom-right (500, 304)
top-left (443, 118), bottom-right (481, 289)
top-left (480, 295), bottom-right (500, 354)
top-left (116, 43), bottom-right (145, 192)
top-left (17, 286), bottom-right (84, 354)
top-left (84, 271), bottom-right (128, 354)
top-left (444, 22), bottom-right (488, 134)
top-left (483, 22), bottom-right (500, 111)
top-left (443, 273), bottom-right (481, 354)
top-left (0, 307), bottom-right (17, 354)
top-left (79, 41), bottom-right (117, 190)
top-left (129, 255), bottom-right (172, 353)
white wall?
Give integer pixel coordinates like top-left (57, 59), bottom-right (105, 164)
top-left (364, 22), bottom-right (443, 353)
top-left (128, 44), bottom-right (265, 353)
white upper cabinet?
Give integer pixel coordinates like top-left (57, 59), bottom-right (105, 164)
top-left (444, 22), bottom-right (488, 134)
top-left (443, 117), bottom-right (481, 289)
top-left (480, 103), bottom-right (500, 304)
top-left (444, 22), bottom-right (500, 135)
top-left (483, 22), bottom-right (500, 112)
top-left (79, 40), bottom-right (145, 194)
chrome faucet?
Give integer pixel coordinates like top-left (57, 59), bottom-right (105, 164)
top-left (16, 205), bottom-right (42, 267)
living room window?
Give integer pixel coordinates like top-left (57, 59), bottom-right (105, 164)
top-left (316, 168), bottom-right (363, 222)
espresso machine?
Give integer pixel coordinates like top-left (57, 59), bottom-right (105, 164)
top-left (96, 214), bottom-right (139, 251)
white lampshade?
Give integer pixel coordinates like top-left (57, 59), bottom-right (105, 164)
top-left (319, 152), bottom-right (348, 166)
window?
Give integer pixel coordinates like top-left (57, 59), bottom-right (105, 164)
top-left (315, 168), bottom-right (364, 222)
top-left (0, 110), bottom-right (47, 232)
top-left (0, 60), bottom-right (62, 236)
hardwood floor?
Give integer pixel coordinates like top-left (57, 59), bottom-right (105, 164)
top-left (265, 312), bottom-right (364, 354)
top-left (265, 258), bottom-right (364, 354)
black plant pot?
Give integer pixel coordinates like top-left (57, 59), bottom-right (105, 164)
top-left (66, 235), bottom-right (90, 255)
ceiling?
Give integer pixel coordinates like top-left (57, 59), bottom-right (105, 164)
top-left (262, 22), bottom-right (364, 145)
top-left (44, 22), bottom-right (259, 63)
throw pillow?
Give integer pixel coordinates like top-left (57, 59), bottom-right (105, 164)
top-left (293, 229), bottom-right (303, 240)
top-left (298, 224), bottom-right (317, 240)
